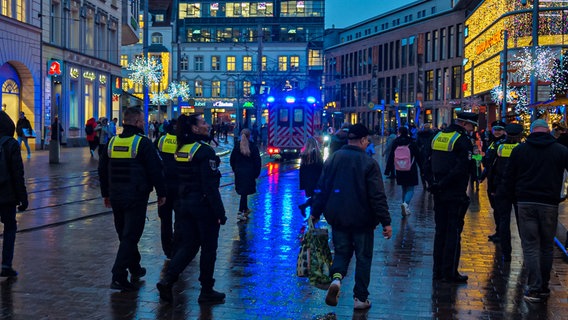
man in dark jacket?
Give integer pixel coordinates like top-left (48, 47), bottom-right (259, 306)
top-left (99, 107), bottom-right (166, 291)
top-left (311, 123), bottom-right (392, 310)
top-left (0, 111), bottom-right (28, 277)
top-left (15, 112), bottom-right (32, 159)
top-left (328, 123), bottom-right (349, 154)
top-left (505, 119), bottom-right (568, 303)
top-left (428, 112), bottom-right (476, 284)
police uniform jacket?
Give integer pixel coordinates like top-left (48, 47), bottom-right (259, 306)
top-left (98, 125), bottom-right (166, 201)
top-left (429, 123), bottom-right (473, 200)
top-left (175, 139), bottom-right (227, 224)
top-left (491, 138), bottom-right (519, 196)
top-left (156, 133), bottom-right (178, 191)
top-left (481, 136), bottom-right (507, 193)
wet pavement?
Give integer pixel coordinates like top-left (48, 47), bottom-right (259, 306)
top-left (2, 141), bottom-right (568, 319)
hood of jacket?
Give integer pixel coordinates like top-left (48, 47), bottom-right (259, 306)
top-left (86, 117), bottom-right (97, 126)
top-left (526, 132), bottom-right (557, 148)
top-left (0, 111), bottom-right (15, 137)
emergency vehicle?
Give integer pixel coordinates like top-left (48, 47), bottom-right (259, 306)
top-left (265, 92), bottom-right (322, 160)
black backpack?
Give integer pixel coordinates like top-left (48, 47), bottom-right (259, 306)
top-left (0, 136), bottom-right (11, 186)
top-left (85, 124), bottom-right (94, 135)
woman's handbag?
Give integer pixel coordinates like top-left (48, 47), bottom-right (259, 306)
top-left (22, 128), bottom-right (36, 138)
top-left (296, 218), bottom-right (332, 286)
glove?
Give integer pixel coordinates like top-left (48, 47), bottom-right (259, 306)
top-left (219, 215), bottom-right (227, 225)
top-left (17, 199), bottom-right (28, 212)
top-left (428, 183), bottom-right (442, 194)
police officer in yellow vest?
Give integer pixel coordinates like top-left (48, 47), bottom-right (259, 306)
top-left (157, 114), bottom-right (227, 304)
top-left (155, 119), bottom-right (178, 259)
top-left (98, 107), bottom-right (166, 291)
top-left (481, 120), bottom-right (507, 243)
top-left (428, 111), bottom-right (477, 284)
top-left (491, 123), bottom-right (523, 262)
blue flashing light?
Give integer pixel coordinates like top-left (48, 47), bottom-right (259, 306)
top-left (285, 96), bottom-right (296, 104)
top-left (266, 96), bottom-right (275, 103)
top-left (306, 96), bottom-right (316, 104)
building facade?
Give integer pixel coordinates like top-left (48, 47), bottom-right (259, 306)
top-left (323, 0), bottom-right (466, 133)
top-left (0, 0), bottom-right (42, 149)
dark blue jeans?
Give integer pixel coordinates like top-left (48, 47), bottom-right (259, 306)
top-left (329, 228), bottom-right (374, 301)
top-left (110, 197), bottom-right (148, 282)
top-left (0, 205), bottom-right (17, 269)
top-left (432, 196), bottom-right (468, 278)
top-left (517, 202), bottom-right (558, 293)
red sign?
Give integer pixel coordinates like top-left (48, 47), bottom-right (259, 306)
top-left (48, 61), bottom-right (62, 76)
top-left (479, 106), bottom-right (486, 113)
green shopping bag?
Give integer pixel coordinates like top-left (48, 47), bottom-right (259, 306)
top-left (296, 218), bottom-right (332, 286)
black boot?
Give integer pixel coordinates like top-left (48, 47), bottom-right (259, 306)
top-left (156, 279), bottom-right (174, 302)
top-left (198, 288), bottom-right (226, 304)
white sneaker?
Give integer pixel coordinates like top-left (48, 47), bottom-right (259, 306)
top-left (236, 213), bottom-right (247, 222)
top-left (401, 202), bottom-right (410, 217)
top-left (325, 279), bottom-right (341, 306)
top-left (353, 297), bottom-right (372, 310)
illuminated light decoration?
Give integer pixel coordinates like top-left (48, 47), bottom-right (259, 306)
top-left (306, 96), bottom-right (316, 104)
top-left (266, 96), bottom-right (275, 103)
top-left (126, 56), bottom-right (163, 86)
top-left (285, 96), bottom-right (296, 104)
top-left (70, 68), bottom-right (80, 79)
top-left (513, 46), bottom-right (556, 82)
top-left (99, 75), bottom-right (107, 84)
top-left (83, 71), bottom-right (96, 81)
top-left (167, 81), bottom-right (191, 101)
top-left (550, 53), bottom-right (568, 97)
top-left (490, 85), bottom-right (517, 104)
top-left (514, 86), bottom-right (529, 115)
top-left (150, 91), bottom-right (168, 105)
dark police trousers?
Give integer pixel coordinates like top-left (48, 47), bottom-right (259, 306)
top-left (111, 197), bottom-right (148, 281)
top-left (158, 185), bottom-right (177, 258)
top-left (166, 195), bottom-right (220, 290)
top-left (432, 195), bottom-right (469, 277)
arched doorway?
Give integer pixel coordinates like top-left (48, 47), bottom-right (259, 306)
top-left (0, 63), bottom-right (21, 126)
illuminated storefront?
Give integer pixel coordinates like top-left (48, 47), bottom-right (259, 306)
top-left (463, 0), bottom-right (568, 122)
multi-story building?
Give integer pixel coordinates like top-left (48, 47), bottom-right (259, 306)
top-left (462, 0), bottom-right (568, 127)
top-left (0, 0), bottom-right (42, 149)
top-left (323, 0), bottom-right (466, 132)
top-left (121, 0), bottom-right (325, 127)
top-left (41, 0), bottom-right (139, 146)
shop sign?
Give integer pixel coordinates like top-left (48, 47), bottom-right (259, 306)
top-left (476, 31), bottom-right (502, 55)
top-left (83, 71), bottom-right (96, 81)
top-left (194, 101), bottom-right (207, 107)
top-left (99, 75), bottom-right (107, 84)
top-left (213, 101), bottom-right (234, 107)
top-left (243, 101), bottom-right (254, 108)
top-left (70, 68), bottom-right (80, 79)
top-left (48, 60), bottom-right (63, 76)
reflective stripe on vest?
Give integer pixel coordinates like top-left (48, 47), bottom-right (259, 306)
top-left (158, 134), bottom-right (177, 154)
top-left (431, 131), bottom-right (461, 152)
top-left (175, 143), bottom-right (201, 162)
top-left (108, 135), bottom-right (142, 159)
top-left (497, 143), bottom-right (519, 158)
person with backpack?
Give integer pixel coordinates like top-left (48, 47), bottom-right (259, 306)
top-left (0, 111), bottom-right (28, 278)
top-left (385, 126), bottom-right (421, 217)
top-left (85, 117), bottom-right (98, 157)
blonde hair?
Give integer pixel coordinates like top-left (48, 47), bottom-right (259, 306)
top-left (239, 128), bottom-right (251, 156)
top-left (300, 136), bottom-right (322, 165)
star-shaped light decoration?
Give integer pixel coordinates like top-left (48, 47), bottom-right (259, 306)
top-left (126, 56), bottom-right (163, 86)
top-left (513, 46), bottom-right (555, 82)
top-left (150, 91), bottom-right (168, 105)
top-left (167, 81), bottom-right (191, 101)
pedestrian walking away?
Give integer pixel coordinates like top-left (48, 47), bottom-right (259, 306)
top-left (230, 128), bottom-right (262, 221)
top-left (155, 119), bottom-right (178, 259)
top-left (385, 126), bottom-right (421, 217)
top-left (0, 111), bottom-right (28, 278)
top-left (311, 123), bottom-right (392, 310)
top-left (15, 112), bottom-right (32, 159)
top-left (85, 117), bottom-right (98, 157)
top-left (157, 113), bottom-right (227, 304)
top-left (505, 119), bottom-right (568, 303)
top-left (298, 136), bottom-right (323, 217)
top-left (98, 107), bottom-right (167, 292)
top-left (428, 112), bottom-right (477, 284)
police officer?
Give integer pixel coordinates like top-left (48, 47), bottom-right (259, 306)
top-left (155, 119), bottom-right (178, 259)
top-left (492, 123), bottom-right (523, 262)
top-left (99, 107), bottom-right (166, 291)
top-left (428, 112), bottom-right (477, 283)
top-left (157, 114), bottom-right (227, 304)
top-left (481, 120), bottom-right (507, 242)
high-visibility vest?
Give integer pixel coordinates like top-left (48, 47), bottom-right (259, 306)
top-left (175, 143), bottom-right (202, 162)
top-left (107, 135), bottom-right (143, 159)
top-left (157, 133), bottom-right (177, 154)
top-left (497, 143), bottom-right (519, 158)
top-left (431, 131), bottom-right (461, 152)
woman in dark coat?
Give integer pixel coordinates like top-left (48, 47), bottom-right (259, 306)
top-left (386, 126), bottom-right (421, 217)
top-left (298, 136), bottom-right (323, 217)
top-left (230, 128), bottom-right (261, 222)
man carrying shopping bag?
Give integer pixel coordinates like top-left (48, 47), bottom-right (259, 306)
top-left (311, 123), bottom-right (392, 310)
